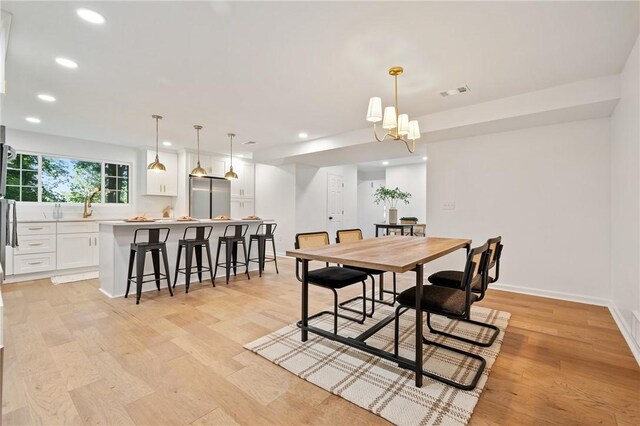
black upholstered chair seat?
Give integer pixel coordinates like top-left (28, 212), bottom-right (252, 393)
top-left (428, 270), bottom-right (493, 291)
top-left (308, 267), bottom-right (368, 289)
top-left (344, 265), bottom-right (385, 276)
top-left (397, 285), bottom-right (479, 317)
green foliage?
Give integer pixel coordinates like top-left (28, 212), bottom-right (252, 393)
top-left (400, 216), bottom-right (418, 221)
top-left (373, 186), bottom-right (412, 208)
top-left (41, 157), bottom-right (101, 203)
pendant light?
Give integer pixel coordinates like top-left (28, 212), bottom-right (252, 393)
top-left (224, 133), bottom-right (238, 180)
top-left (147, 114), bottom-right (166, 172)
top-left (190, 124), bottom-right (207, 176)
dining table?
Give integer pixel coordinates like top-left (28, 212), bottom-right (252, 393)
top-left (286, 235), bottom-right (471, 387)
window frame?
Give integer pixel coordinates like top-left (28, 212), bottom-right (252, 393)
top-left (10, 150), bottom-right (133, 206)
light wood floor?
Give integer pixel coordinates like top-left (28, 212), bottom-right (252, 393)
top-left (2, 257), bottom-right (639, 425)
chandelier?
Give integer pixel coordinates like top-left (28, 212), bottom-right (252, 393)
top-left (147, 114), bottom-right (166, 172)
top-left (366, 66), bottom-right (421, 153)
top-left (224, 133), bottom-right (238, 180)
top-left (190, 124), bottom-right (207, 176)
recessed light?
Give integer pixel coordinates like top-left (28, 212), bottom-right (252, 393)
top-left (162, 141), bottom-right (172, 146)
top-left (26, 117), bottom-right (41, 124)
top-left (55, 57), bottom-right (78, 69)
top-left (37, 94), bottom-right (56, 102)
top-left (422, 156), bottom-right (428, 161)
top-left (298, 132), bottom-right (308, 138)
top-left (382, 161), bottom-right (389, 165)
top-left (76, 8), bottom-right (106, 24)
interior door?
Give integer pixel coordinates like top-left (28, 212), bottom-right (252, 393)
top-left (327, 174), bottom-right (344, 237)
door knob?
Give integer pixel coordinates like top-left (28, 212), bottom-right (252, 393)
top-left (329, 216), bottom-right (333, 220)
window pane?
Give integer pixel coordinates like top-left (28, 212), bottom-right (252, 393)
top-left (106, 190), bottom-right (117, 203)
top-left (118, 177), bottom-right (128, 192)
top-left (7, 169), bottom-right (20, 185)
top-left (5, 186), bottom-right (19, 201)
top-left (105, 163), bottom-right (117, 176)
top-left (41, 156), bottom-right (102, 203)
top-left (21, 155), bottom-right (38, 170)
top-left (22, 170), bottom-right (38, 186)
top-left (7, 153), bottom-right (20, 169)
top-left (118, 190), bottom-right (128, 204)
top-left (21, 187), bottom-right (37, 202)
top-left (106, 177), bottom-right (117, 190)
top-left (118, 164), bottom-right (129, 178)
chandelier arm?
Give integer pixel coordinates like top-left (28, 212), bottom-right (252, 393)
top-left (373, 123), bottom-right (393, 142)
top-left (399, 136), bottom-right (416, 154)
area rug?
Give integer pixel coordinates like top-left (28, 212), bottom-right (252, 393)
top-left (244, 299), bottom-right (510, 426)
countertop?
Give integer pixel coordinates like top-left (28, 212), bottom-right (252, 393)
top-left (16, 217), bottom-right (124, 223)
top-left (98, 218), bottom-right (266, 227)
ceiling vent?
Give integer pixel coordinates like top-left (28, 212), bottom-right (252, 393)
top-left (242, 140), bottom-right (257, 145)
top-left (440, 85), bottom-right (470, 97)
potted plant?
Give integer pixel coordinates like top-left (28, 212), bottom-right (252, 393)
top-left (400, 216), bottom-right (418, 224)
top-left (373, 186), bottom-right (411, 224)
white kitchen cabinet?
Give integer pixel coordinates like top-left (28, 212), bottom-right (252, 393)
top-left (14, 234), bottom-right (56, 255)
top-left (187, 153), bottom-right (226, 178)
top-left (14, 252), bottom-right (56, 274)
top-left (56, 233), bottom-right (99, 270)
top-left (231, 198), bottom-right (254, 219)
top-left (230, 160), bottom-right (255, 198)
top-left (141, 150), bottom-right (178, 196)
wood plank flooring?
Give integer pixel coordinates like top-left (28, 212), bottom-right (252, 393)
top-left (2, 257), bottom-right (639, 425)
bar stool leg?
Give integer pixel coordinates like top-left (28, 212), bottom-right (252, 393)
top-left (232, 242), bottom-right (238, 276)
top-left (225, 242), bottom-right (232, 285)
top-left (135, 249), bottom-right (146, 304)
top-left (151, 249), bottom-right (161, 291)
top-left (184, 243), bottom-right (193, 293)
top-left (258, 237), bottom-right (266, 277)
top-left (173, 244), bottom-right (183, 288)
top-left (125, 249), bottom-right (135, 298)
top-left (243, 240), bottom-right (250, 280)
top-left (247, 237), bottom-right (254, 268)
top-left (194, 245), bottom-right (203, 283)
top-left (213, 240), bottom-right (222, 281)
top-left (205, 242), bottom-right (215, 287)
top-left (161, 247), bottom-right (173, 296)
top-left (271, 237), bottom-right (279, 274)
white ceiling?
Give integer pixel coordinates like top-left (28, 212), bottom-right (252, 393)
top-left (1, 1), bottom-right (638, 155)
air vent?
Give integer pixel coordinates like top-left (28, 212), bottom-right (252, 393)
top-left (440, 85), bottom-right (470, 97)
top-left (243, 141), bottom-right (257, 145)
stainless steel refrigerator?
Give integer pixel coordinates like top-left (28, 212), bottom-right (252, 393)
top-left (189, 176), bottom-right (231, 219)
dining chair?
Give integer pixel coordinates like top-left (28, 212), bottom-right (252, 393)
top-left (294, 231), bottom-right (369, 334)
top-left (336, 228), bottom-right (398, 312)
top-left (425, 236), bottom-right (503, 347)
top-left (393, 242), bottom-right (491, 390)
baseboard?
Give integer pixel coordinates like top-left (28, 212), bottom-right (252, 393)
top-left (607, 304), bottom-right (640, 366)
top-left (491, 282), bottom-right (639, 366)
top-left (490, 282), bottom-right (609, 307)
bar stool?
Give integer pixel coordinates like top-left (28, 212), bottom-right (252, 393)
top-left (214, 224), bottom-right (251, 285)
top-left (173, 226), bottom-right (215, 293)
top-left (248, 223), bottom-right (279, 277)
top-left (125, 227), bottom-right (173, 305)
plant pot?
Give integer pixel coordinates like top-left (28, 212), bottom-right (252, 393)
top-left (388, 208), bottom-right (398, 224)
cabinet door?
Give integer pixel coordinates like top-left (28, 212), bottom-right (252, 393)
top-left (230, 161), bottom-right (244, 197)
top-left (208, 158), bottom-right (226, 178)
top-left (231, 198), bottom-right (254, 219)
top-left (241, 162), bottom-right (254, 198)
top-left (56, 233), bottom-right (93, 270)
top-left (90, 233), bottom-right (99, 266)
top-left (145, 150), bottom-right (178, 196)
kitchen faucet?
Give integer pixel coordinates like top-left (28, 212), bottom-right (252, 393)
top-left (83, 188), bottom-right (100, 218)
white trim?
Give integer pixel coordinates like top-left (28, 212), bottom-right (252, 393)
top-left (491, 282), bottom-right (609, 306)
top-left (608, 304), bottom-right (640, 366)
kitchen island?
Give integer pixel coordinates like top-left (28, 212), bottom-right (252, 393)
top-left (98, 219), bottom-right (263, 297)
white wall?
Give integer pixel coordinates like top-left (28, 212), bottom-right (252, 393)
top-left (254, 163), bottom-right (296, 253)
top-left (6, 128), bottom-right (172, 220)
top-left (426, 118), bottom-right (611, 302)
top-left (610, 35), bottom-right (640, 355)
top-left (357, 176), bottom-right (385, 238)
top-left (385, 163), bottom-right (427, 223)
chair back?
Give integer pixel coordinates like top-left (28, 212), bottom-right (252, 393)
top-left (336, 229), bottom-right (362, 243)
top-left (295, 231), bottom-right (329, 249)
top-left (257, 223), bottom-right (277, 236)
top-left (182, 225), bottom-right (213, 241)
top-left (133, 227), bottom-right (170, 244)
top-left (224, 224), bottom-right (248, 238)
top-left (412, 224), bottom-right (426, 237)
top-left (460, 242), bottom-right (490, 292)
top-left (486, 235), bottom-right (503, 280)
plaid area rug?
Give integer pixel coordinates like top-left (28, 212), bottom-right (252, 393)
top-left (244, 300), bottom-right (510, 426)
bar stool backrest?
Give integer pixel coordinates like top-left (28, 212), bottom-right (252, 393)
top-left (224, 224), bottom-right (248, 238)
top-left (182, 225), bottom-right (213, 241)
top-left (257, 223), bottom-right (277, 236)
top-left (336, 229), bottom-right (362, 243)
top-left (133, 227), bottom-right (170, 244)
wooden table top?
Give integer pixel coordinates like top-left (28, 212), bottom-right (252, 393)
top-left (286, 236), bottom-right (471, 273)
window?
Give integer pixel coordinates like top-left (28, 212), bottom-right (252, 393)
top-left (5, 153), bottom-right (131, 204)
top-left (6, 153), bottom-right (39, 202)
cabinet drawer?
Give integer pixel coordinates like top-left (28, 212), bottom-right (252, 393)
top-left (14, 252), bottom-right (56, 274)
top-left (17, 222), bottom-right (56, 236)
top-left (14, 235), bottom-right (56, 255)
top-left (57, 221), bottom-right (99, 234)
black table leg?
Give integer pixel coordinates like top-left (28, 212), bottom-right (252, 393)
top-left (375, 226), bottom-right (379, 237)
top-left (301, 259), bottom-right (309, 342)
top-left (414, 264), bottom-right (423, 387)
